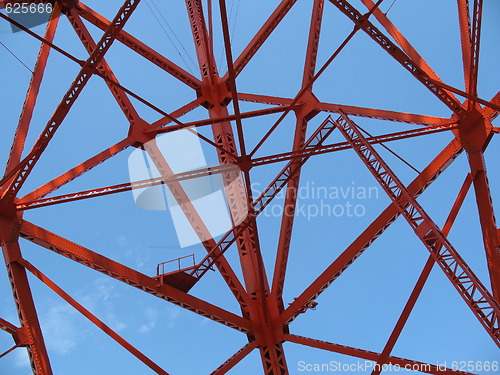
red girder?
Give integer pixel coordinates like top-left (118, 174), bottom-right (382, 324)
top-left (252, 123), bottom-right (457, 167)
top-left (271, 0), bottom-right (324, 306)
top-left (282, 138), bottom-right (463, 324)
top-left (371, 174), bottom-right (472, 375)
top-left (0, 0), bottom-right (141, 201)
top-left (258, 344), bottom-right (289, 375)
top-left (18, 220), bottom-right (251, 333)
top-left (19, 258), bottom-right (170, 375)
top-left (285, 334), bottom-right (478, 375)
top-left (148, 105), bottom-right (291, 136)
top-left (75, 1), bottom-right (202, 91)
top-left (360, 0), bottom-right (461, 105)
top-left (484, 91), bottom-right (500, 121)
top-left (457, 0), bottom-right (472, 90)
top-left (468, 0), bottom-right (483, 100)
top-left (1, 239), bottom-right (52, 375)
top-left (16, 164), bottom-right (240, 211)
top-left (210, 342), bottom-right (257, 375)
top-left (238, 93), bottom-right (453, 126)
top-left (67, 10), bottom-right (141, 124)
top-left (328, 0), bottom-right (465, 116)
top-left (0, 317), bottom-right (18, 336)
top-left (335, 114), bottom-right (500, 346)
top-left (468, 152), bottom-right (500, 300)
top-left (4, 3), bottom-right (60, 176)
top-left (224, 0), bottom-right (297, 79)
top-left (20, 137), bottom-right (134, 203)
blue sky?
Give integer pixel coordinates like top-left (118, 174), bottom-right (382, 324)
top-left (1, 0), bottom-right (499, 374)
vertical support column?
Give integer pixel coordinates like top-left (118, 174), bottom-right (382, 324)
top-left (1, 223), bottom-right (52, 375)
top-left (2, 2), bottom-right (61, 189)
top-left (272, 0), bottom-right (323, 306)
top-left (185, 2), bottom-right (289, 372)
top-left (468, 152), bottom-right (500, 300)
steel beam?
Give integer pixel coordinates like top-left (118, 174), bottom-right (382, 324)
top-left (282, 138), bottom-right (463, 324)
top-left (271, 0), bottom-right (324, 307)
top-left (328, 0), bottom-right (464, 116)
top-left (468, 152), bottom-right (500, 300)
top-left (20, 258), bottom-right (170, 375)
top-left (361, 0), bottom-right (461, 104)
top-left (457, 0), bottom-right (472, 90)
top-left (19, 220), bottom-right (251, 333)
top-left (468, 0), bottom-right (482, 101)
top-left (225, 0), bottom-right (297, 79)
top-left (237, 93), bottom-right (453, 126)
top-left (67, 10), bottom-right (141, 124)
top-left (285, 334), bottom-right (478, 375)
top-left (1, 0), bottom-right (142, 200)
top-left (371, 174), bottom-right (472, 374)
top-left (16, 164), bottom-right (240, 211)
top-left (335, 114), bottom-right (499, 346)
top-left (210, 342), bottom-right (257, 375)
top-left (1, 239), bottom-right (52, 375)
top-left (76, 1), bottom-right (202, 91)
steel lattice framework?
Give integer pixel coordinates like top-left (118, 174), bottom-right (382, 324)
top-left (0, 0), bottom-right (499, 374)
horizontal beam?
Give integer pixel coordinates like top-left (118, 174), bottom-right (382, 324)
top-left (19, 220), bottom-right (251, 333)
top-left (252, 123), bottom-right (457, 167)
top-left (285, 334), bottom-right (478, 375)
top-left (238, 93), bottom-right (453, 126)
top-left (20, 137), bottom-right (133, 203)
top-left (147, 105), bottom-right (292, 136)
top-left (0, 317), bottom-right (18, 336)
top-left (17, 164), bottom-right (241, 210)
top-left (226, 0), bottom-right (297, 78)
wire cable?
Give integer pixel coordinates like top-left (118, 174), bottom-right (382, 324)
top-left (145, 0), bottom-right (197, 75)
top-left (385, 0), bottom-right (398, 15)
top-left (356, 122), bottom-right (421, 174)
top-left (0, 41), bottom-right (33, 73)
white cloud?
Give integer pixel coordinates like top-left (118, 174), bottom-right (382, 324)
top-left (165, 307), bottom-right (181, 330)
top-left (41, 303), bottom-right (80, 355)
top-left (116, 235), bottom-right (128, 247)
top-left (12, 347), bottom-right (30, 368)
top-left (79, 278), bottom-right (128, 332)
top-left (137, 307), bottom-right (158, 334)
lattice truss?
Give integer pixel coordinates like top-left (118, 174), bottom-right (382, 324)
top-left (0, 0), bottom-right (499, 374)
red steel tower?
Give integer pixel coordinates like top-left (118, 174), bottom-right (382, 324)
top-left (0, 0), bottom-right (499, 374)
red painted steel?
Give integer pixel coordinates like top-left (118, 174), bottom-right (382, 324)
top-left (1, 0), bottom-right (499, 374)
top-left (335, 114), bottom-right (500, 346)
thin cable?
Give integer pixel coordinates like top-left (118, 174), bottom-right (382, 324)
top-left (248, 0), bottom-right (385, 157)
top-left (356, 123), bottom-right (421, 174)
top-left (385, 0), bottom-right (397, 15)
top-left (0, 41), bottom-right (33, 73)
top-left (145, 0), bottom-right (196, 75)
top-left (149, 0), bottom-right (198, 73)
top-left (230, 0), bottom-right (240, 45)
top-left (218, 0), bottom-right (238, 69)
